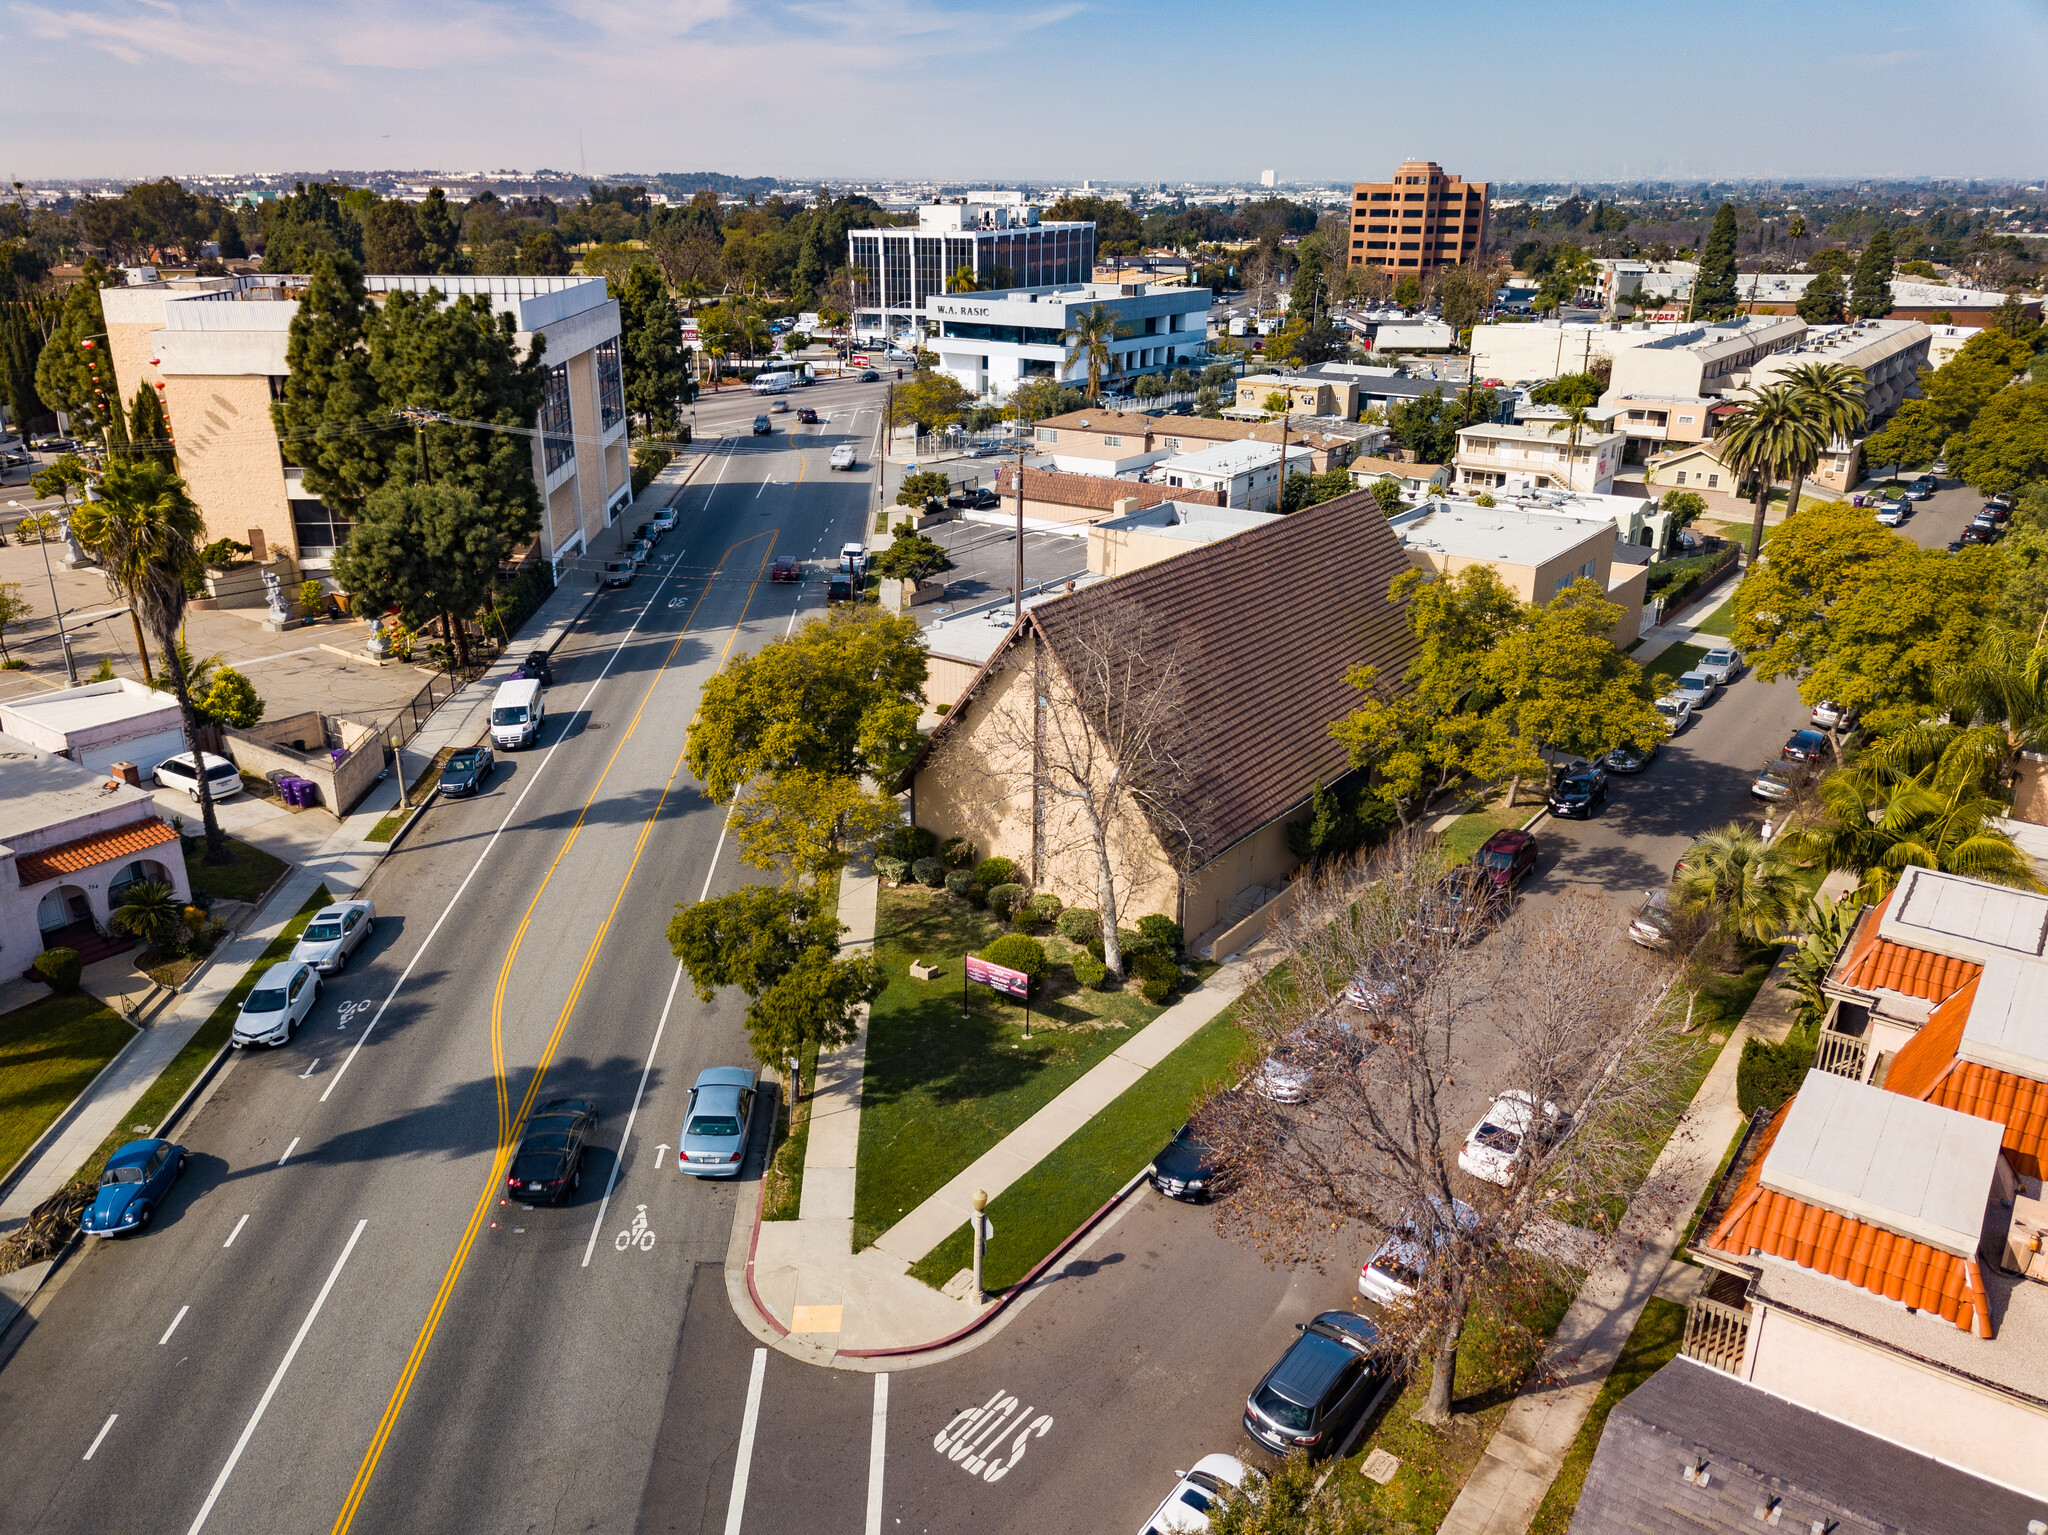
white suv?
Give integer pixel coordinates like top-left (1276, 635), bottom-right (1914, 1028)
top-left (154, 751), bottom-right (243, 802)
top-left (829, 443), bottom-right (857, 471)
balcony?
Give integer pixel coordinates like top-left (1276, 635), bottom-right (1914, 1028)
top-left (1813, 998), bottom-right (1872, 1081)
top-left (1681, 1271), bottom-right (1754, 1375)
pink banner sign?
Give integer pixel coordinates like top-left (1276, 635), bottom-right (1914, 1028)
top-left (964, 955), bottom-right (1029, 999)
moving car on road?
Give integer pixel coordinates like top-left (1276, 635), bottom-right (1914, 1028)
top-left (829, 443), bottom-right (857, 470)
top-left (752, 415), bottom-right (773, 435)
top-left (1603, 739), bottom-right (1658, 775)
top-left (1459, 1090), bottom-right (1568, 1186)
top-left (232, 960), bottom-right (320, 1047)
top-left (1695, 647), bottom-right (1743, 685)
top-left (1135, 1455), bottom-right (1248, 1534)
top-left (859, 369), bottom-right (880, 382)
top-left (679, 1067), bottom-right (757, 1178)
top-left (1151, 1120), bottom-right (1222, 1202)
top-left (770, 554), bottom-right (802, 583)
top-left (154, 751), bottom-right (244, 802)
top-left (80, 1139), bottom-right (184, 1237)
top-left (506, 1098), bottom-right (598, 1204)
top-left (1547, 764), bottom-right (1608, 819)
top-left (1782, 727), bottom-right (1830, 762)
top-left (437, 745), bottom-right (496, 798)
top-left (292, 900), bottom-right (376, 973)
top-left (1242, 1311), bottom-right (1393, 1459)
top-left (796, 407), bottom-right (820, 424)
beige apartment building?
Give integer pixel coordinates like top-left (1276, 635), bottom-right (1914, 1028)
top-left (1388, 499), bottom-right (1647, 646)
top-left (1453, 421), bottom-right (1624, 495)
top-left (1030, 408), bottom-right (1359, 478)
top-left (1598, 313), bottom-right (1807, 463)
top-left (102, 272), bottom-right (629, 575)
top-left (1231, 373), bottom-right (1357, 421)
top-left (1346, 160), bottom-right (1489, 273)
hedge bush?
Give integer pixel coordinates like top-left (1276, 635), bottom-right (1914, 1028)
top-left (1056, 907), bottom-right (1100, 943)
top-left (940, 836), bottom-right (978, 869)
top-left (1070, 954), bottom-right (1108, 990)
top-left (986, 883), bottom-right (1026, 919)
top-left (1136, 914), bottom-right (1184, 957)
top-left (1027, 892), bottom-right (1063, 924)
top-left (978, 934), bottom-right (1048, 991)
top-left (944, 870), bottom-right (974, 898)
top-left (872, 855), bottom-right (909, 885)
top-left (912, 857), bottom-right (948, 887)
top-left (972, 856), bottom-right (1020, 890)
top-left (889, 825), bottom-right (938, 863)
top-left (1088, 928), bottom-right (1151, 963)
top-left (1737, 1035), bottom-right (1816, 1115)
top-left (965, 883), bottom-right (989, 908)
top-left (1141, 977), bottom-right (1172, 1005)
top-left (1131, 952), bottom-right (1180, 987)
top-left (33, 947), bottom-right (82, 994)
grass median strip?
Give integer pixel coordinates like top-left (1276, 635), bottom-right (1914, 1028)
top-left (0, 994), bottom-right (137, 1182)
top-left (907, 1008), bottom-right (1248, 1292)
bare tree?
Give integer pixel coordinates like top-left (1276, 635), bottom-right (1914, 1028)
top-left (1199, 834), bottom-right (1692, 1425)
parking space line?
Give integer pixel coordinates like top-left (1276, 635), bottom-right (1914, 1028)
top-left (278, 1137), bottom-right (300, 1166)
top-left (83, 1414), bottom-right (116, 1461)
top-left (580, 962), bottom-right (684, 1268)
top-left (865, 1373), bottom-right (889, 1535)
top-left (223, 1214), bottom-right (248, 1248)
top-left (160, 1305), bottom-right (190, 1345)
top-left (723, 1348), bottom-right (768, 1535)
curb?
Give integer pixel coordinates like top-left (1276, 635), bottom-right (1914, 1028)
top-left (151, 1040), bottom-right (235, 1139)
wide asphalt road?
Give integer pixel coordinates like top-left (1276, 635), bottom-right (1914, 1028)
top-left (0, 395), bottom-right (882, 1535)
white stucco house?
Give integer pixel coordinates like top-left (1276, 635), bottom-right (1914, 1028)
top-left (0, 678), bottom-right (189, 781)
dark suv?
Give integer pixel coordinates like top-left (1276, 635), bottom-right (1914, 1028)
top-left (1243, 1311), bottom-right (1393, 1458)
top-left (1472, 828), bottom-right (1538, 896)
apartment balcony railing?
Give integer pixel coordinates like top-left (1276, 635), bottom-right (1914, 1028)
top-left (1681, 1292), bottom-right (1751, 1375)
top-left (1814, 1027), bottom-right (1870, 1081)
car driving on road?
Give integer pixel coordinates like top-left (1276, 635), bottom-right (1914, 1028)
top-left (506, 1098), bottom-right (598, 1204)
top-left (796, 407), bottom-right (820, 424)
top-left (232, 959), bottom-right (320, 1047)
top-left (80, 1139), bottom-right (185, 1237)
top-left (829, 443), bottom-right (857, 471)
top-left (438, 745), bottom-right (496, 797)
top-left (1242, 1311), bottom-right (1393, 1459)
top-left (752, 415), bottom-right (773, 435)
top-left (292, 900), bottom-right (376, 973)
top-left (770, 554), bottom-right (802, 583)
top-left (679, 1067), bottom-right (757, 1178)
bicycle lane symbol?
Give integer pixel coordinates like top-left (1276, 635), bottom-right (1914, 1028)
top-left (614, 1204), bottom-right (656, 1252)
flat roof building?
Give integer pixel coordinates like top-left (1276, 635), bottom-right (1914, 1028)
top-left (1346, 160), bottom-right (1488, 274)
top-left (1389, 497), bottom-right (1648, 644)
top-left (1152, 440), bottom-right (1287, 511)
top-left (1454, 420), bottom-right (1625, 496)
top-left (917, 281), bottom-right (1211, 403)
top-left (1747, 317), bottom-right (1931, 426)
top-left (0, 678), bottom-right (187, 782)
top-left (849, 201), bottom-right (1096, 342)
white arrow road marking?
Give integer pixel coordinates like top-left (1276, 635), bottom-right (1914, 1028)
top-left (582, 963), bottom-right (684, 1267)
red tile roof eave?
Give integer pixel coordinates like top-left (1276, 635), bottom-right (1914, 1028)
top-left (12, 815), bottom-right (180, 887)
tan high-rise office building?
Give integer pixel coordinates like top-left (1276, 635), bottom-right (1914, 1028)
top-left (1347, 160), bottom-right (1489, 273)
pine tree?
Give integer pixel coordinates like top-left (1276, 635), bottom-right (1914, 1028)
top-left (270, 253), bottom-right (397, 521)
top-left (414, 188), bottom-right (464, 275)
top-left (34, 263), bottom-right (118, 441)
top-left (1795, 269), bottom-right (1846, 325)
top-left (214, 210), bottom-right (247, 260)
top-left (617, 265), bottom-right (687, 435)
top-left (129, 379), bottom-right (173, 462)
top-left (1849, 228), bottom-right (1895, 319)
top-left (1693, 203), bottom-right (1740, 319)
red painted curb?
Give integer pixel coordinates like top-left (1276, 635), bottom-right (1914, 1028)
top-left (743, 1167), bottom-right (790, 1339)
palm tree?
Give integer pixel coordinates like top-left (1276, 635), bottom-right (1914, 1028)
top-left (1776, 361), bottom-right (1868, 522)
top-left (110, 881), bottom-right (187, 957)
top-left (678, 276), bottom-right (705, 314)
top-left (1784, 756), bottom-right (2041, 901)
top-left (1544, 402), bottom-right (1598, 490)
top-left (945, 263), bottom-right (980, 295)
top-left (1673, 823), bottom-right (1803, 947)
top-left (1716, 382), bottom-right (1829, 563)
top-left (68, 457), bottom-right (230, 863)
top-left (1937, 629), bottom-right (2048, 780)
top-left (1062, 305), bottom-right (1129, 402)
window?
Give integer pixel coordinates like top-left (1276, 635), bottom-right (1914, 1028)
top-left (1366, 241), bottom-right (1388, 250)
top-left (1707, 474), bottom-right (1720, 489)
top-left (1163, 438), bottom-right (1180, 449)
top-left (291, 497), bottom-right (354, 557)
top-left (594, 337), bottom-right (624, 431)
top-left (1368, 224), bottom-right (1389, 233)
top-left (1103, 436), bottom-right (1121, 447)
top-left (542, 363), bottom-right (574, 474)
top-left (1677, 414), bottom-right (1695, 425)
top-left (1036, 429), bottom-right (1058, 443)
top-left (1371, 192), bottom-right (1392, 202)
top-left (1399, 242), bottom-right (1420, 250)
top-left (1404, 192), bottom-right (1424, 201)
top-left (1675, 471), bottom-right (1687, 484)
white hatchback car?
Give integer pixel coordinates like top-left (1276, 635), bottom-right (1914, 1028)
top-left (291, 900), bottom-right (376, 974)
top-left (155, 751), bottom-right (244, 802)
top-left (232, 960), bottom-right (321, 1048)
top-left (1459, 1090), bottom-right (1568, 1186)
top-left (1135, 1454), bottom-right (1248, 1534)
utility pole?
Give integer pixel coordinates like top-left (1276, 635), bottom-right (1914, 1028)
top-left (1275, 409), bottom-right (1289, 512)
top-left (1013, 409), bottom-right (1027, 625)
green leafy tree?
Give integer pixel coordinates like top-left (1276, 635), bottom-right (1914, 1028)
top-left (1717, 381), bottom-right (1828, 561)
top-left (0, 581), bottom-right (32, 664)
top-left (1437, 262), bottom-right (1496, 335)
top-left (127, 379), bottom-right (172, 462)
top-left (360, 200), bottom-right (427, 274)
top-left (1062, 305), bottom-right (1129, 401)
top-left (1849, 227), bottom-right (1895, 319)
top-left (870, 525), bottom-right (955, 584)
top-left (1660, 488), bottom-right (1706, 552)
top-left (271, 254), bottom-right (398, 522)
top-left (193, 663), bottom-right (264, 728)
top-left (1693, 203), bottom-right (1740, 319)
top-left (516, 229), bottom-right (570, 276)
top-left (1786, 755), bottom-right (2040, 901)
top-left (1673, 824), bottom-right (1802, 947)
top-left (1795, 267), bottom-right (1847, 324)
top-left (1865, 329), bottom-right (2034, 475)
top-left (729, 768), bottom-right (899, 885)
top-left (413, 188), bottom-right (464, 275)
top-left (260, 182), bottom-right (363, 272)
top-left (894, 469), bottom-right (953, 507)
top-left (1535, 243), bottom-right (1595, 315)
top-left (1947, 377), bottom-right (2048, 498)
top-left (1391, 272), bottom-right (1422, 309)
top-left (1528, 372), bottom-right (1602, 409)
top-left (334, 481), bottom-right (498, 668)
top-left (886, 371), bottom-right (972, 433)
top-left (616, 264), bottom-right (687, 435)
top-left (2, 296), bottom-right (54, 436)
top-left (1366, 476), bottom-right (1404, 515)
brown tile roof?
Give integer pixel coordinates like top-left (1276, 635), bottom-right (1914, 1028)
top-left (1886, 975), bottom-right (2048, 1182)
top-left (1832, 890), bottom-right (1981, 1003)
top-left (994, 465), bottom-right (1221, 513)
top-left (1702, 1103), bottom-right (1994, 1337)
top-left (1351, 456), bottom-right (1444, 481)
top-left (915, 489), bottom-right (1420, 859)
top-left (14, 816), bottom-right (179, 886)
top-left (1032, 409), bottom-right (1159, 435)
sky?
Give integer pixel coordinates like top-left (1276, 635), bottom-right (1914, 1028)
top-left (4, 0), bottom-right (2047, 185)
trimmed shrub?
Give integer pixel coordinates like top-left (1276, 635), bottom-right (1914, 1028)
top-left (1136, 914), bottom-right (1184, 957)
top-left (978, 934), bottom-right (1049, 991)
top-left (966, 882), bottom-right (989, 908)
top-left (33, 947), bottom-right (82, 994)
top-left (1070, 954), bottom-right (1108, 990)
top-left (1131, 952), bottom-right (1180, 986)
top-left (1141, 977), bottom-right (1172, 1005)
top-left (972, 856), bottom-right (1020, 891)
top-left (986, 883), bottom-right (1026, 919)
top-left (940, 836), bottom-right (978, 869)
top-left (872, 855), bottom-right (909, 885)
top-left (889, 825), bottom-right (939, 863)
top-left (1027, 892), bottom-right (1063, 924)
top-left (944, 870), bottom-right (974, 898)
top-left (912, 857), bottom-right (947, 887)
top-left (1736, 1035), bottom-right (1817, 1115)
top-left (1056, 907), bottom-right (1100, 944)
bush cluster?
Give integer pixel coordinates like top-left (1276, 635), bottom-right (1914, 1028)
top-left (986, 883), bottom-right (1026, 919)
top-left (940, 836), bottom-right (977, 869)
top-left (33, 947), bottom-right (82, 993)
top-left (1070, 954), bottom-right (1109, 990)
top-left (1056, 907), bottom-right (1100, 943)
top-left (1737, 1035), bottom-right (1817, 1115)
top-left (972, 856), bottom-right (1020, 889)
top-left (1135, 914), bottom-right (1183, 957)
top-left (977, 934), bottom-right (1048, 993)
top-left (912, 857), bottom-right (947, 887)
top-left (943, 870), bottom-right (974, 898)
top-left (889, 825), bottom-right (938, 863)
top-left (872, 855), bottom-right (909, 885)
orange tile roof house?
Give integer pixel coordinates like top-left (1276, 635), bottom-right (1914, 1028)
top-left (1, 742), bottom-right (191, 965)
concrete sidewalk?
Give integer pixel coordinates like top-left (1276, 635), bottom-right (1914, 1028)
top-left (740, 866), bottom-right (1251, 1362)
top-left (1633, 570), bottom-right (1739, 670)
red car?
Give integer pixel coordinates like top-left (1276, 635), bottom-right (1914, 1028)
top-left (770, 555), bottom-right (802, 583)
top-left (1473, 828), bottom-right (1538, 896)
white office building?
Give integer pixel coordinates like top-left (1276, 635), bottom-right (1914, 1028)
top-left (923, 282), bottom-right (1213, 403)
top-left (849, 198), bottom-right (1096, 341)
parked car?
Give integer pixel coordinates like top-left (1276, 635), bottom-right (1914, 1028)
top-left (80, 1139), bottom-right (185, 1237)
top-left (627, 538), bottom-right (654, 566)
top-left (1782, 727), bottom-right (1830, 762)
top-left (1655, 694), bottom-right (1694, 734)
top-left (770, 554), bottom-right (802, 583)
top-left (840, 541), bottom-right (868, 571)
top-left (437, 745), bottom-right (497, 798)
top-left (1751, 762), bottom-right (1798, 802)
top-left (1695, 647), bottom-right (1743, 685)
top-left (829, 443), bottom-right (858, 471)
top-left (154, 750), bottom-right (244, 801)
top-left (1627, 888), bottom-right (1674, 950)
top-left (752, 415), bottom-right (773, 435)
top-left (1458, 1090), bottom-right (1568, 1186)
top-left (1358, 1199), bottom-right (1477, 1307)
top-left (1981, 501), bottom-right (2013, 524)
top-left (1968, 513), bottom-right (2003, 540)
top-left (232, 960), bottom-right (320, 1047)
top-left (634, 520), bottom-right (664, 547)
top-left (948, 486), bottom-right (1000, 510)
top-left (292, 900), bottom-right (376, 973)
top-left (1547, 765), bottom-right (1609, 819)
top-left (678, 1067), bottom-right (758, 1178)
top-left (827, 574), bottom-right (854, 603)
top-left (1904, 475), bottom-right (1938, 500)
top-left (505, 1098), bottom-right (598, 1204)
top-left (1672, 670), bottom-right (1719, 708)
top-left (796, 407), bottom-right (820, 424)
top-left (1873, 500), bottom-right (1907, 527)
top-left (649, 506), bottom-right (677, 532)
top-left (1809, 699), bottom-right (1856, 730)
top-left (1603, 740), bottom-right (1658, 775)
top-left (1472, 828), bottom-right (1538, 897)
top-left (1151, 1120), bottom-right (1222, 1202)
top-left (1133, 1455), bottom-right (1248, 1535)
top-left (599, 560), bottom-right (636, 587)
top-left (1241, 1311), bottom-right (1394, 1458)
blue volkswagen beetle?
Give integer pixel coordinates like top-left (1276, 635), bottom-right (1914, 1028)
top-left (81, 1139), bottom-right (185, 1236)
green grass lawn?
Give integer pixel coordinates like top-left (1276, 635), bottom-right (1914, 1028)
top-left (854, 884), bottom-right (1205, 1252)
top-left (908, 1008), bottom-right (1249, 1290)
top-left (1439, 808), bottom-right (1510, 865)
top-left (1689, 599), bottom-right (1738, 638)
top-left (761, 1038), bottom-right (819, 1222)
top-left (0, 993), bottom-right (137, 1180)
top-left (1527, 1299), bottom-right (1689, 1534)
top-left (184, 837), bottom-right (289, 904)
top-left (1643, 640), bottom-right (1708, 686)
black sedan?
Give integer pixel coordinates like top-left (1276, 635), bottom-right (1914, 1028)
top-left (1782, 727), bottom-right (1831, 762)
top-left (1151, 1121), bottom-right (1222, 1202)
top-left (796, 407), bottom-right (820, 424)
top-left (1548, 765), bottom-right (1609, 818)
top-left (634, 520), bottom-right (665, 547)
top-left (859, 369), bottom-right (880, 382)
top-left (1603, 740), bottom-right (1658, 776)
top-left (438, 745), bottom-right (496, 797)
top-left (506, 1098), bottom-right (598, 1204)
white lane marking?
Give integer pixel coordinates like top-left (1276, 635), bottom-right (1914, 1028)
top-left (865, 1373), bottom-right (889, 1535)
top-left (277, 1137), bottom-right (300, 1166)
top-left (581, 962), bottom-right (684, 1267)
top-left (184, 1219), bottom-right (367, 1535)
top-left (83, 1414), bottom-right (116, 1461)
top-left (699, 798), bottom-right (739, 905)
top-left (159, 1305), bottom-right (190, 1345)
top-left (298, 1058), bottom-right (319, 1079)
top-left (223, 644), bottom-right (325, 669)
top-left (613, 1205), bottom-right (656, 1252)
top-left (722, 1348), bottom-right (768, 1535)
top-left (223, 1213), bottom-right (248, 1248)
top-left (315, 449), bottom-right (733, 1107)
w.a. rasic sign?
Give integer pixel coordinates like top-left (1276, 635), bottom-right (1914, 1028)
top-left (964, 956), bottom-right (1029, 999)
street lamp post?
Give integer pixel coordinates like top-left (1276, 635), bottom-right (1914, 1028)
top-left (9, 498), bottom-right (78, 685)
top-left (971, 1189), bottom-right (989, 1305)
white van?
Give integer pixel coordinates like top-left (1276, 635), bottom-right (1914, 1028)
top-left (751, 370), bottom-right (796, 395)
top-left (491, 676), bottom-right (545, 750)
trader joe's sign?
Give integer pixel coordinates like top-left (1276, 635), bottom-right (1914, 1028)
top-left (964, 956), bottom-right (1029, 999)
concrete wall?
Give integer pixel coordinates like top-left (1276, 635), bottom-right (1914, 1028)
top-left (227, 711), bottom-right (384, 814)
top-left (1087, 526), bottom-right (1205, 577)
top-left (923, 654), bottom-right (987, 712)
top-left (162, 373), bottom-right (297, 557)
top-left (1182, 819), bottom-right (1298, 940)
